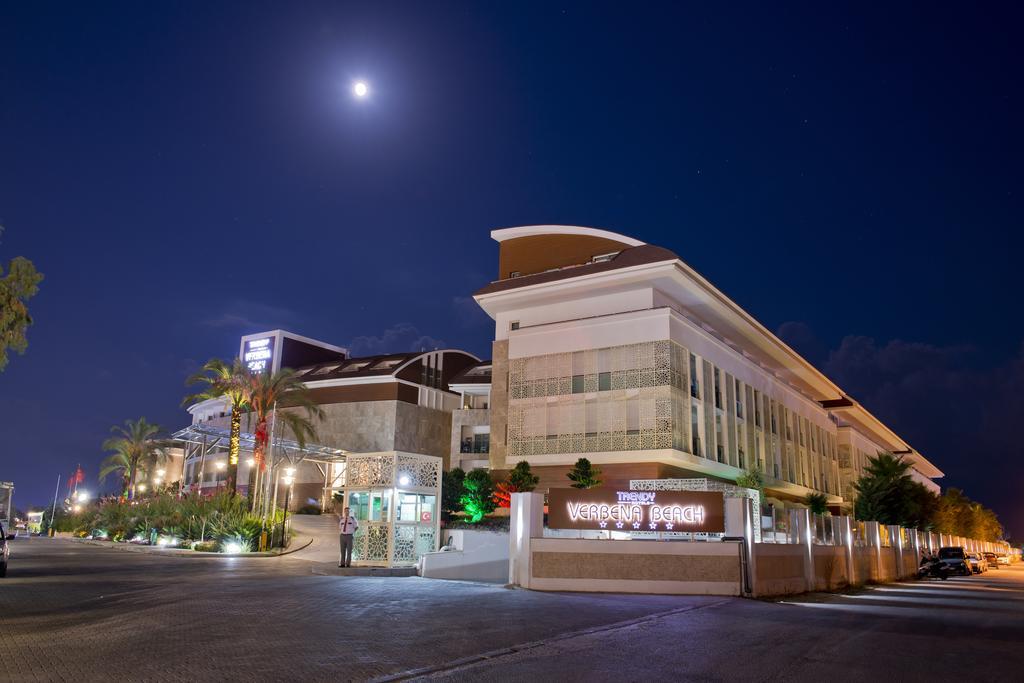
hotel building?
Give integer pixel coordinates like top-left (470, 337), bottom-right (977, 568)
top-left (180, 330), bottom-right (479, 507)
top-left (466, 225), bottom-right (941, 511)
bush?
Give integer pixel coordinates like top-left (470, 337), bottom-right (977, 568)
top-left (60, 491), bottom-right (285, 551)
top-left (193, 540), bottom-right (219, 552)
top-left (460, 469), bottom-right (496, 523)
top-left (295, 504), bottom-right (322, 515)
top-left (442, 468), bottom-right (466, 523)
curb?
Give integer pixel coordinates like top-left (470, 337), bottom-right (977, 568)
top-left (67, 536), bottom-right (314, 558)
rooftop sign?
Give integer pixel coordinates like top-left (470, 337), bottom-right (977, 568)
top-left (244, 337), bottom-right (275, 373)
top-left (548, 488), bottom-right (725, 533)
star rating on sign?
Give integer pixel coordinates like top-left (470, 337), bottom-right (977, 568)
top-left (632, 521), bottom-right (641, 529)
top-left (665, 523), bottom-right (674, 530)
top-left (649, 522), bottom-right (658, 530)
top-left (599, 521), bottom-right (607, 529)
top-left (615, 521), bottom-right (624, 529)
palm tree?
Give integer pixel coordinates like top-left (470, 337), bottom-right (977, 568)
top-left (99, 417), bottom-right (163, 500)
top-left (184, 358), bottom-right (252, 496)
top-left (245, 368), bottom-right (323, 511)
top-left (853, 451), bottom-right (914, 525)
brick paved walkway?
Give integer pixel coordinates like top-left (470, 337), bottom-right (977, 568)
top-left (0, 538), bottom-right (703, 681)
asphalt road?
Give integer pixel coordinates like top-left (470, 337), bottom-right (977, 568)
top-left (1, 538), bottom-right (1022, 682)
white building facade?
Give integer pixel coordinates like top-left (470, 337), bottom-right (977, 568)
top-left (472, 226), bottom-right (942, 509)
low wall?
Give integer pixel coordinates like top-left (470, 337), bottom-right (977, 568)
top-left (418, 529), bottom-right (509, 583)
top-left (754, 543), bottom-right (806, 596)
top-left (812, 545), bottom-right (848, 591)
top-left (753, 542), bottom-right (924, 596)
top-left (527, 538), bottom-right (742, 595)
top-left (851, 546), bottom-right (873, 585)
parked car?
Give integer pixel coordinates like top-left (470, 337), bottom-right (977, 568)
top-left (984, 552), bottom-right (1000, 569)
top-left (938, 546), bottom-right (973, 576)
top-left (966, 553), bottom-right (987, 574)
top-left (995, 554), bottom-right (1011, 566)
top-left (0, 521), bottom-right (13, 578)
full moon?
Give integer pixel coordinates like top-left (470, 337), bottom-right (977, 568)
top-left (353, 81), bottom-right (369, 98)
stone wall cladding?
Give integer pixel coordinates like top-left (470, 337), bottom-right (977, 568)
top-left (532, 551), bottom-right (740, 582)
top-left (302, 402), bottom-right (398, 453)
top-left (393, 401), bottom-right (452, 459)
top-left (489, 340), bottom-right (509, 470)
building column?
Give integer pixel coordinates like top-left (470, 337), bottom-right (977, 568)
top-left (509, 492), bottom-right (544, 588)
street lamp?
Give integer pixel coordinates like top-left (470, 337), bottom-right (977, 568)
top-left (136, 483), bottom-right (147, 493)
top-left (246, 457), bottom-right (256, 467)
top-left (280, 469), bottom-right (296, 548)
top-left (156, 469), bottom-right (166, 478)
top-left (216, 461), bottom-right (227, 471)
top-left (75, 490), bottom-right (90, 503)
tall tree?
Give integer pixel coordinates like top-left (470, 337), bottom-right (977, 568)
top-left (99, 418), bottom-right (164, 500)
top-left (184, 358), bottom-right (253, 495)
top-left (0, 226), bottom-right (44, 372)
top-left (245, 368), bottom-right (323, 510)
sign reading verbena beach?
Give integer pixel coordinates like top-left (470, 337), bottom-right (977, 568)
top-left (548, 489), bottom-right (725, 533)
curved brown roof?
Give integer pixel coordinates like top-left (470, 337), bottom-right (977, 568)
top-left (449, 360), bottom-right (492, 385)
top-left (474, 244), bottom-right (679, 296)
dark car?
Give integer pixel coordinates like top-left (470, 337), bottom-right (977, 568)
top-left (938, 546), bottom-right (972, 576)
top-left (0, 521), bottom-right (12, 577)
top-left (984, 552), bottom-right (999, 569)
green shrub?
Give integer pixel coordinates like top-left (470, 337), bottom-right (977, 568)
top-left (460, 469), bottom-right (496, 523)
top-left (193, 540), bottom-right (219, 553)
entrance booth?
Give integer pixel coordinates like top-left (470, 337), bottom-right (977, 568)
top-left (343, 452), bottom-right (441, 567)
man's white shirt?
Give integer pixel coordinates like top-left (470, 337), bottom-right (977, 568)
top-left (339, 515), bottom-right (358, 534)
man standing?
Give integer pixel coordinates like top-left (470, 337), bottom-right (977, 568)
top-left (338, 506), bottom-right (358, 568)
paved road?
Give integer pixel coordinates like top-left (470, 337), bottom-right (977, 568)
top-left (1, 538), bottom-right (1022, 682)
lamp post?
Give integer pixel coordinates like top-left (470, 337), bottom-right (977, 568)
top-left (280, 468), bottom-right (295, 548)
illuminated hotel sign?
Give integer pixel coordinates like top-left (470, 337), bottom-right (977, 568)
top-left (244, 337), bottom-right (275, 373)
top-left (548, 488), bottom-right (725, 533)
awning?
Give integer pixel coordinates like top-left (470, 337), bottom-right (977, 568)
top-left (170, 425), bottom-right (348, 464)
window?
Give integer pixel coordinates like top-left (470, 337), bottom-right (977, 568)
top-left (689, 354), bottom-right (700, 399)
top-left (714, 369), bottom-right (722, 409)
top-left (754, 391), bottom-right (762, 427)
top-left (770, 403), bottom-right (777, 434)
top-left (571, 375), bottom-right (585, 394)
top-left (715, 414), bottom-right (724, 462)
top-left (510, 321), bottom-right (520, 331)
top-left (691, 405), bottom-right (701, 455)
top-left (591, 251), bottom-right (620, 263)
top-left (598, 372), bottom-right (611, 391)
top-left (626, 400), bottom-right (640, 434)
top-left (509, 271), bottom-right (521, 278)
top-left (738, 447), bottom-right (745, 470)
top-left (735, 379), bottom-right (743, 418)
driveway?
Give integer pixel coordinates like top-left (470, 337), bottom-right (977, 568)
top-left (1, 537), bottom-right (1022, 682)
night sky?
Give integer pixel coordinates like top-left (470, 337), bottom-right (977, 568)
top-left (2, 3), bottom-right (1021, 534)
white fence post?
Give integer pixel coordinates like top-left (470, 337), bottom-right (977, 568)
top-left (509, 492), bottom-right (544, 588)
top-left (838, 515), bottom-right (854, 585)
top-left (865, 521), bottom-right (881, 581)
top-left (791, 508), bottom-right (814, 592)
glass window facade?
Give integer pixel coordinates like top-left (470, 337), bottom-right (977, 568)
top-left (505, 339), bottom-right (842, 496)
